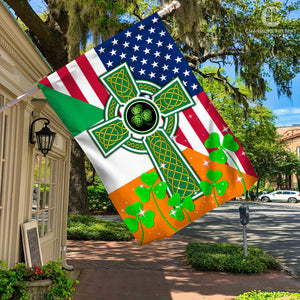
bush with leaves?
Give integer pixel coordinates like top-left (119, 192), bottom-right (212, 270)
top-left (235, 290), bottom-right (300, 299)
top-left (87, 183), bottom-right (117, 214)
top-left (0, 260), bottom-right (76, 299)
top-left (67, 215), bottom-right (133, 241)
top-left (185, 242), bottom-right (279, 273)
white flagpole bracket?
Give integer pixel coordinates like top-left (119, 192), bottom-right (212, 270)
top-left (158, 1), bottom-right (181, 17)
top-left (0, 85), bottom-right (40, 114)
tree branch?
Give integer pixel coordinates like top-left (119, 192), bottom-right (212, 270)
top-left (5, 0), bottom-right (68, 69)
top-left (184, 50), bottom-right (243, 65)
top-left (189, 63), bottom-right (250, 112)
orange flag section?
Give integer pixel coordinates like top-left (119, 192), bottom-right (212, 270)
top-left (109, 148), bottom-right (257, 245)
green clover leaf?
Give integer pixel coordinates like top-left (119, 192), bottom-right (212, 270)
top-left (139, 210), bottom-right (155, 228)
top-left (169, 208), bottom-right (184, 221)
top-left (135, 172), bottom-right (167, 203)
top-left (141, 172), bottom-right (158, 187)
top-left (131, 104), bottom-right (143, 115)
top-left (206, 170), bottom-right (222, 183)
top-left (209, 149), bottom-right (227, 164)
top-left (135, 186), bottom-right (151, 203)
top-left (123, 218), bottom-right (139, 233)
top-left (199, 181), bottom-right (213, 196)
top-left (205, 132), bottom-right (221, 148)
top-left (125, 202), bottom-right (143, 218)
top-left (215, 180), bottom-right (229, 196)
top-left (222, 134), bottom-right (239, 152)
top-left (182, 196), bottom-right (195, 211)
top-left (131, 115), bottom-right (143, 127)
top-left (167, 193), bottom-right (181, 206)
top-left (153, 182), bottom-right (167, 199)
top-left (168, 193), bottom-right (195, 222)
top-left (141, 109), bottom-right (153, 122)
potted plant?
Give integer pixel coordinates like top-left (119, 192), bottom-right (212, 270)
top-left (0, 260), bottom-right (77, 299)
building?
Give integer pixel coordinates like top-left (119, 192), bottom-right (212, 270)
top-left (0, 1), bottom-right (72, 269)
top-left (277, 125), bottom-right (300, 190)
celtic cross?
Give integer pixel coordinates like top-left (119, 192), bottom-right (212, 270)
top-left (88, 62), bottom-right (202, 200)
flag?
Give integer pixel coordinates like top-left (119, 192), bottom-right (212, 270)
top-left (39, 12), bottom-right (258, 245)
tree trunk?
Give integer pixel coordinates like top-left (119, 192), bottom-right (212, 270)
top-left (256, 178), bottom-right (260, 198)
top-left (68, 140), bottom-right (89, 215)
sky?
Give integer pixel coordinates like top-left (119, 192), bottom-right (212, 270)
top-left (27, 0), bottom-right (299, 127)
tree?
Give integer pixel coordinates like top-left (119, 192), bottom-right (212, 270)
top-left (171, 0), bottom-right (300, 108)
top-left (270, 151), bottom-right (300, 189)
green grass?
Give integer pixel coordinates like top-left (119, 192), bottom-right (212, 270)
top-left (185, 242), bottom-right (280, 273)
top-left (67, 215), bottom-right (133, 241)
top-left (235, 290), bottom-right (300, 299)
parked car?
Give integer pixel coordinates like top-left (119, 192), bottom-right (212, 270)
top-left (258, 190), bottom-right (300, 203)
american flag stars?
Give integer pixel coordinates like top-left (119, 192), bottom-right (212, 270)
top-left (95, 13), bottom-right (203, 96)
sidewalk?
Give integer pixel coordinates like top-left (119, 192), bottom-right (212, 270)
top-left (66, 234), bottom-right (300, 300)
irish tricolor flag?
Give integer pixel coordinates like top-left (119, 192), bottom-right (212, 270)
top-left (39, 13), bottom-right (258, 245)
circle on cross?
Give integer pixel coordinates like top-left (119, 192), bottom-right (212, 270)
top-left (123, 97), bottom-right (161, 136)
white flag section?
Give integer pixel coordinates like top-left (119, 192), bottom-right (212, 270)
top-left (39, 13), bottom-right (258, 245)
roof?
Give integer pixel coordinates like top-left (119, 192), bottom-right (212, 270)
top-left (0, 0), bottom-right (53, 71)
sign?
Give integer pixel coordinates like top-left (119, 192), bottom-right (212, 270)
top-left (21, 221), bottom-right (43, 267)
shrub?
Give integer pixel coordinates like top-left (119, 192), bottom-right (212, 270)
top-left (0, 260), bottom-right (76, 299)
top-left (87, 184), bottom-right (117, 214)
top-left (67, 215), bottom-right (133, 241)
top-left (235, 290), bottom-right (300, 299)
top-left (185, 242), bottom-right (279, 273)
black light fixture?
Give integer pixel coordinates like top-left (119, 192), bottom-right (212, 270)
top-left (29, 118), bottom-right (56, 156)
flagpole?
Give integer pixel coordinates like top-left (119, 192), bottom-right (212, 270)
top-left (157, 1), bottom-right (181, 17)
top-left (0, 85), bottom-right (40, 113)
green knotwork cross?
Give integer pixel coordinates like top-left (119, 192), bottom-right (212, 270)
top-left (88, 62), bottom-right (202, 199)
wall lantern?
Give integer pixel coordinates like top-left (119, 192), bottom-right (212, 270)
top-left (29, 118), bottom-right (56, 156)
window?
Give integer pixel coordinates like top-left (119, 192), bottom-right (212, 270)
top-left (297, 146), bottom-right (300, 158)
top-left (283, 191), bottom-right (291, 194)
top-left (32, 154), bottom-right (57, 237)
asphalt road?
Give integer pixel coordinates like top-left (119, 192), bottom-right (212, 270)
top-left (177, 201), bottom-right (300, 277)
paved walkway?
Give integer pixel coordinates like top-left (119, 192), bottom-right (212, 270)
top-left (66, 235), bottom-right (300, 300)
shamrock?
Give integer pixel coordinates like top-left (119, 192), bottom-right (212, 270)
top-left (205, 132), bottom-right (239, 164)
top-left (131, 104), bottom-right (153, 127)
top-left (135, 172), bottom-right (167, 203)
top-left (199, 170), bottom-right (229, 206)
top-left (124, 202), bottom-right (155, 245)
top-left (168, 193), bottom-right (195, 223)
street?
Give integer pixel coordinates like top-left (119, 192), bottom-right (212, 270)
top-left (178, 201), bottom-right (300, 277)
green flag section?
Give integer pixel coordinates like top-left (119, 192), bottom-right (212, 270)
top-left (38, 83), bottom-right (104, 137)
